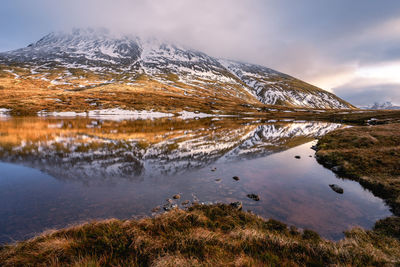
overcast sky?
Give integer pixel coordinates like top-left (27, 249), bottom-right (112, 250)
top-left (1, 0), bottom-right (400, 106)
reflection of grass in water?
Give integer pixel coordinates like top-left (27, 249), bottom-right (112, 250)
top-left (51, 142), bottom-right (71, 154)
top-left (166, 143), bottom-right (179, 151)
top-left (0, 204), bottom-right (399, 266)
top-left (0, 117), bottom-right (253, 146)
top-left (74, 142), bottom-right (104, 153)
top-left (0, 119), bottom-right (336, 170)
top-left (136, 141), bottom-right (150, 150)
top-left (281, 136), bottom-right (315, 149)
top-left (0, 118), bottom-right (256, 168)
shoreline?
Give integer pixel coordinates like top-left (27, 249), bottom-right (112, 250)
top-left (1, 204), bottom-right (399, 266)
top-left (316, 123), bottom-right (400, 217)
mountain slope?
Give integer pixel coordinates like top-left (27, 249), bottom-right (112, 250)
top-left (0, 28), bottom-right (354, 110)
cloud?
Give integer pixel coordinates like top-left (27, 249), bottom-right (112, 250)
top-left (334, 83), bottom-right (400, 106)
top-left (1, 0), bottom-right (400, 105)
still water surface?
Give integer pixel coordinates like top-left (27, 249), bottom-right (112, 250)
top-left (0, 117), bottom-right (391, 242)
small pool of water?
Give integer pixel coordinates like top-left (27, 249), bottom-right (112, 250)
top-left (0, 117), bottom-right (392, 243)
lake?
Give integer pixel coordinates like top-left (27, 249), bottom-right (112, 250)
top-left (0, 116), bottom-right (392, 243)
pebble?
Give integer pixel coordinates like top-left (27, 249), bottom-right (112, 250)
top-left (247, 194), bottom-right (260, 201)
top-left (329, 184), bottom-right (344, 194)
top-left (173, 194), bottom-right (181, 199)
top-left (163, 203), bottom-right (178, 211)
top-left (331, 166), bottom-right (341, 173)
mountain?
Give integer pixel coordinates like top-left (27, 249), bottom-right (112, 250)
top-left (360, 101), bottom-right (400, 110)
top-left (0, 28), bottom-right (354, 110)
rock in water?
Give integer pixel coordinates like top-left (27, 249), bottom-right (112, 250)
top-left (329, 184), bottom-right (344, 194)
top-left (163, 203), bottom-right (178, 211)
top-left (295, 155), bottom-right (301, 159)
top-left (247, 194), bottom-right (260, 201)
top-left (331, 166), bottom-right (342, 173)
top-left (232, 176), bottom-right (240, 181)
top-left (230, 201), bottom-right (243, 210)
top-left (173, 194), bottom-right (181, 199)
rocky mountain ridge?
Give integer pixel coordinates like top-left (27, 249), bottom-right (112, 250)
top-left (0, 28), bottom-right (354, 109)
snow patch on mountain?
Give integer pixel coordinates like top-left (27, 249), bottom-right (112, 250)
top-left (360, 101), bottom-right (400, 110)
top-left (0, 28), bottom-right (354, 109)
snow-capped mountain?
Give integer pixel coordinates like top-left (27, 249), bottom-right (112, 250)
top-left (360, 101), bottom-right (400, 110)
top-left (0, 28), bottom-right (353, 109)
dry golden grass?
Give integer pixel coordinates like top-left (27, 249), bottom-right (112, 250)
top-left (2, 65), bottom-right (400, 125)
top-left (0, 64), bottom-right (263, 116)
top-left (0, 204), bottom-right (399, 266)
top-left (316, 123), bottom-right (400, 216)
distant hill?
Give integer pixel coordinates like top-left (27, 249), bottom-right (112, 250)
top-left (360, 101), bottom-right (400, 110)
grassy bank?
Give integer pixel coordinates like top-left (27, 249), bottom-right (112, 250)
top-left (1, 204), bottom-right (399, 266)
top-left (316, 123), bottom-right (400, 216)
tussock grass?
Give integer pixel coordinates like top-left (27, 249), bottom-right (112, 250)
top-left (316, 123), bottom-right (400, 215)
top-left (1, 204), bottom-right (399, 266)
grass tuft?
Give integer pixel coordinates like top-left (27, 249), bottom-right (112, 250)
top-left (1, 204), bottom-right (399, 266)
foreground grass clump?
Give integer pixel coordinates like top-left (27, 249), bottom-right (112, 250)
top-left (1, 204), bottom-right (399, 266)
top-left (316, 123), bottom-right (400, 215)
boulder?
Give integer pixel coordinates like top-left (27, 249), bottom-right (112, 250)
top-left (329, 184), bottom-right (344, 194)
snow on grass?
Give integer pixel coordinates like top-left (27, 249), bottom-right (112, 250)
top-left (36, 108), bottom-right (238, 121)
top-left (38, 111), bottom-right (87, 117)
top-left (99, 45), bottom-right (120, 58)
top-left (0, 108), bottom-right (10, 118)
top-left (37, 108), bottom-right (174, 121)
top-left (178, 111), bottom-right (214, 119)
top-left (50, 80), bottom-right (71, 85)
top-left (4, 70), bottom-right (20, 79)
top-left (87, 108), bottom-right (174, 121)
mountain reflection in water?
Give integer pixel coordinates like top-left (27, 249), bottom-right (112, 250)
top-left (0, 117), bottom-right (341, 182)
top-left (0, 117), bottom-right (392, 243)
